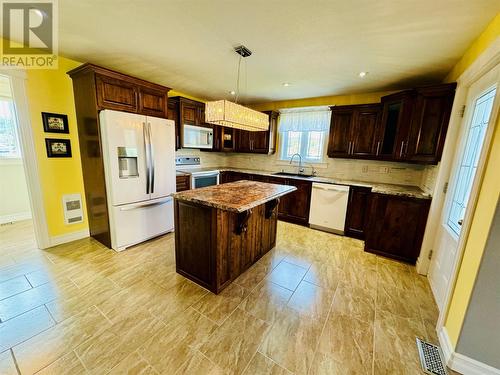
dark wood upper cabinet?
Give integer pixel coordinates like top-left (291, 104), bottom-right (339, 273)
top-left (344, 186), bottom-right (372, 240)
top-left (406, 83), bottom-right (457, 164)
top-left (95, 74), bottom-right (138, 113)
top-left (351, 105), bottom-right (382, 157)
top-left (211, 126), bottom-right (236, 152)
top-left (234, 110), bottom-right (278, 154)
top-left (364, 193), bottom-right (430, 264)
top-left (327, 107), bottom-right (354, 157)
top-left (138, 86), bottom-right (168, 118)
top-left (378, 90), bottom-right (415, 160)
top-left (88, 65), bottom-right (170, 117)
top-left (327, 83), bottom-right (456, 164)
top-left (235, 130), bottom-right (252, 152)
top-left (327, 104), bottom-right (381, 158)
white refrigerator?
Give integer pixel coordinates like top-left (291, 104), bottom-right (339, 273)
top-left (99, 109), bottom-right (176, 251)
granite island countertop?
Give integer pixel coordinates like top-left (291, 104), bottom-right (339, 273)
top-left (172, 180), bottom-right (297, 212)
top-left (178, 167), bottom-right (432, 200)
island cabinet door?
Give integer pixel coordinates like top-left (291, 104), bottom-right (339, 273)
top-left (226, 206), bottom-right (265, 275)
top-left (174, 201), bottom-right (216, 291)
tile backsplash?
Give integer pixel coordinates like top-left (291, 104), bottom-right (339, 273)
top-left (176, 148), bottom-right (440, 192)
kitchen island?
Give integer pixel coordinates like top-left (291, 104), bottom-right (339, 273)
top-left (173, 180), bottom-right (296, 294)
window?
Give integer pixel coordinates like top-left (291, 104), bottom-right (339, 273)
top-left (0, 96), bottom-right (20, 159)
top-left (446, 86), bottom-right (496, 236)
top-left (279, 107), bottom-right (330, 163)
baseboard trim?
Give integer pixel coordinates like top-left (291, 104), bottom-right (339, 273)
top-left (0, 211), bottom-right (32, 224)
top-left (48, 228), bottom-right (90, 247)
top-left (439, 326), bottom-right (500, 375)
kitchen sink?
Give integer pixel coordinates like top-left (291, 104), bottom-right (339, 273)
top-left (272, 172), bottom-right (314, 178)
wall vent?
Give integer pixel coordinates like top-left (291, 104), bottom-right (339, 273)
top-left (62, 194), bottom-right (84, 225)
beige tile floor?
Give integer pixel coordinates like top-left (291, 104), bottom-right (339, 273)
top-left (0, 219), bottom-right (451, 374)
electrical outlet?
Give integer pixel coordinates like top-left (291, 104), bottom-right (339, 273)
top-left (362, 166), bottom-right (368, 173)
top-left (380, 167), bottom-right (390, 174)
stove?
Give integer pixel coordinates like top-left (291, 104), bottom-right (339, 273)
top-left (175, 156), bottom-right (220, 189)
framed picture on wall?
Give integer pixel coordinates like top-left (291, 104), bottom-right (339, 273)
top-left (45, 138), bottom-right (72, 158)
top-left (42, 112), bottom-right (69, 134)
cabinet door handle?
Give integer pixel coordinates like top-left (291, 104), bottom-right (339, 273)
top-left (399, 141), bottom-right (405, 158)
top-left (376, 141), bottom-right (381, 156)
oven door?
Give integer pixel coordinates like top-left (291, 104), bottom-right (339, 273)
top-left (191, 172), bottom-right (220, 189)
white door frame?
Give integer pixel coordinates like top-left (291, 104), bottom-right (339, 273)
top-left (1, 69), bottom-right (51, 249)
top-left (415, 38), bottom-right (500, 331)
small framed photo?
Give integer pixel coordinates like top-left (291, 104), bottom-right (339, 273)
top-left (45, 138), bottom-right (72, 158)
top-left (42, 112), bottom-right (69, 134)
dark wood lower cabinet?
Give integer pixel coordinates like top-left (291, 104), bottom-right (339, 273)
top-left (344, 186), bottom-right (372, 239)
top-left (220, 171), bottom-right (249, 183)
top-left (175, 174), bottom-right (190, 192)
top-left (364, 193), bottom-right (430, 264)
top-left (174, 199), bottom-right (278, 294)
top-left (279, 179), bottom-right (311, 225)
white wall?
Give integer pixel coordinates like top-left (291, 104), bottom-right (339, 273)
top-left (0, 160), bottom-right (31, 223)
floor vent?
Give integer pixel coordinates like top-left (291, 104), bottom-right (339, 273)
top-left (416, 337), bottom-right (448, 375)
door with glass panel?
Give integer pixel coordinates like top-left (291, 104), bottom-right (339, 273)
top-left (429, 64), bottom-right (499, 311)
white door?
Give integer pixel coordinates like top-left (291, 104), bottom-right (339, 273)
top-left (147, 116), bottom-right (176, 199)
top-left (100, 110), bottom-right (150, 206)
top-left (429, 64), bottom-right (500, 311)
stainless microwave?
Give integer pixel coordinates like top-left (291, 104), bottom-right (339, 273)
top-left (182, 124), bottom-right (213, 149)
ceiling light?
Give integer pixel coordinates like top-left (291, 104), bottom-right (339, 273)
top-left (205, 45), bottom-right (269, 132)
top-left (282, 82), bottom-right (291, 87)
top-left (359, 71), bottom-right (368, 78)
top-left (229, 90), bottom-right (236, 95)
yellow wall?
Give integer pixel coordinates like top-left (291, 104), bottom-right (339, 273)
top-left (168, 90), bottom-right (206, 102)
top-left (251, 90), bottom-right (395, 111)
top-left (25, 56), bottom-right (88, 237)
top-left (445, 13), bottom-right (500, 82)
top-left (443, 13), bottom-right (500, 347)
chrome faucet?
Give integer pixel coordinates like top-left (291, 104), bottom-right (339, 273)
top-left (289, 153), bottom-right (304, 174)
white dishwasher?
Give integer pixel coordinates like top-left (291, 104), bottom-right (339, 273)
top-left (309, 183), bottom-right (350, 234)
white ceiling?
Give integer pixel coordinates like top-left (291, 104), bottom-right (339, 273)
top-left (58, 0), bottom-right (499, 103)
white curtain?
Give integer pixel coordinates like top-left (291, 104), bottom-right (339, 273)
top-left (279, 106), bottom-right (331, 132)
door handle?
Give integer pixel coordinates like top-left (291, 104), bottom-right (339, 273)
top-left (120, 197), bottom-right (172, 211)
top-left (376, 141), bottom-right (381, 156)
top-left (143, 122), bottom-right (150, 194)
top-left (148, 123), bottom-right (155, 194)
top-left (458, 219), bottom-right (463, 226)
top-left (399, 141), bottom-right (405, 158)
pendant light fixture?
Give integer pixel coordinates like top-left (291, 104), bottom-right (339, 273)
top-left (205, 45), bottom-right (269, 131)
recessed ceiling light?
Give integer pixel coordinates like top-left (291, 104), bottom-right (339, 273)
top-left (282, 82), bottom-right (291, 87)
top-left (359, 71), bottom-right (368, 78)
top-left (229, 90), bottom-right (236, 95)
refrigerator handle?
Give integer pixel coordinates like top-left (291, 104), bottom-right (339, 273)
top-left (143, 122), bottom-right (150, 194)
top-left (148, 122), bottom-right (155, 194)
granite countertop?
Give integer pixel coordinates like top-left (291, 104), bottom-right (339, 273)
top-left (190, 167), bottom-right (431, 200)
top-left (172, 180), bottom-right (297, 212)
